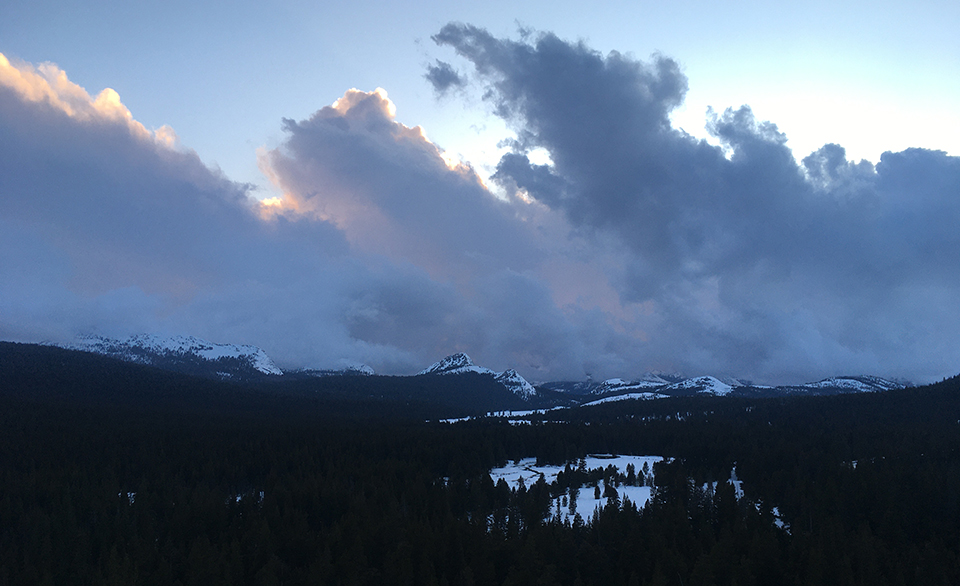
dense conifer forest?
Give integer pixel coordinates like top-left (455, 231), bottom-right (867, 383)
top-left (2, 342), bottom-right (960, 585)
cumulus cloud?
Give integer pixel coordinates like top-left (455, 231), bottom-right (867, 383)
top-left (0, 54), bottom-right (640, 379)
top-left (431, 24), bottom-right (960, 383)
top-left (0, 53), bottom-right (141, 125)
top-left (258, 87), bottom-right (541, 283)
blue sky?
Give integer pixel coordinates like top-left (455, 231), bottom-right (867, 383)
top-left (2, 0), bottom-right (959, 383)
top-left (5, 0), bottom-right (957, 189)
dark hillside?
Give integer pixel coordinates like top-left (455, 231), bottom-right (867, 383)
top-left (0, 342), bottom-right (529, 419)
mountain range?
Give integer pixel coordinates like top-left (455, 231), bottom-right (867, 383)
top-left (50, 334), bottom-right (908, 409)
top-left (546, 373), bottom-right (907, 399)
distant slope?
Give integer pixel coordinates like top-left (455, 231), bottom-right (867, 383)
top-left (542, 373), bottom-right (909, 404)
top-left (0, 342), bottom-right (529, 419)
top-left (59, 334), bottom-right (283, 380)
top-left (797, 375), bottom-right (908, 393)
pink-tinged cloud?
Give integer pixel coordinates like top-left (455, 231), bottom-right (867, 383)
top-left (259, 87), bottom-right (544, 284)
top-left (0, 55), bottom-right (646, 380)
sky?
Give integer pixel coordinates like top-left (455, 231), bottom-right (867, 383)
top-left (2, 0), bottom-right (959, 384)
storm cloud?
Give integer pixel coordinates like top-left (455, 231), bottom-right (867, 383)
top-left (430, 24), bottom-right (960, 383)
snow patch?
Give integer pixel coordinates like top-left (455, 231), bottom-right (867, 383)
top-left (490, 455), bottom-right (664, 525)
top-left (581, 392), bottom-right (670, 406)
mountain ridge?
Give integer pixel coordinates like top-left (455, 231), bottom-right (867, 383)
top-left (541, 373), bottom-right (909, 403)
top-left (47, 334), bottom-right (909, 407)
top-left (58, 334), bottom-right (283, 379)
top-left (418, 353), bottom-right (537, 400)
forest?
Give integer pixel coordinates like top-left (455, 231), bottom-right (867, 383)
top-left (1, 342), bottom-right (959, 585)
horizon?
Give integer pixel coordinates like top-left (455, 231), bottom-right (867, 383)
top-left (34, 334), bottom-right (923, 389)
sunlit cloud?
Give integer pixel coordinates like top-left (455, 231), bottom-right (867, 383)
top-left (153, 125), bottom-right (180, 149)
top-left (0, 52), bottom-right (172, 146)
top-left (331, 87), bottom-right (397, 119)
top-left (259, 196), bottom-right (284, 207)
top-left (439, 149), bottom-right (462, 171)
top-left (259, 88), bottom-right (536, 279)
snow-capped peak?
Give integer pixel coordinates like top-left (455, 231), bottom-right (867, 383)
top-left (417, 353), bottom-right (493, 376)
top-left (345, 364), bottom-right (375, 376)
top-left (418, 354), bottom-right (537, 399)
top-left (495, 369), bottom-right (537, 400)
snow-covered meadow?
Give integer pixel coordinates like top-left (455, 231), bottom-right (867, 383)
top-left (490, 455), bottom-right (664, 523)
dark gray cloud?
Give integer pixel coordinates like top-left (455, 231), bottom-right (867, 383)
top-left (432, 24), bottom-right (960, 383)
top-left (424, 60), bottom-right (466, 93)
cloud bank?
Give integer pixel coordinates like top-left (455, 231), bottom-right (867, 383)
top-left (3, 26), bottom-right (960, 384)
top-left (428, 24), bottom-right (960, 383)
top-left (0, 53), bottom-right (630, 379)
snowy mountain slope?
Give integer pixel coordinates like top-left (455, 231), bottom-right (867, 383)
top-left (547, 373), bottom-right (908, 404)
top-left (799, 376), bottom-right (907, 393)
top-left (495, 369), bottom-right (537, 400)
top-left (418, 353), bottom-right (494, 376)
top-left (580, 392), bottom-right (670, 406)
top-left (62, 334), bottom-right (283, 377)
top-left (664, 376), bottom-right (735, 396)
top-left (418, 353), bottom-right (537, 400)
top-left (591, 375), bottom-right (674, 395)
